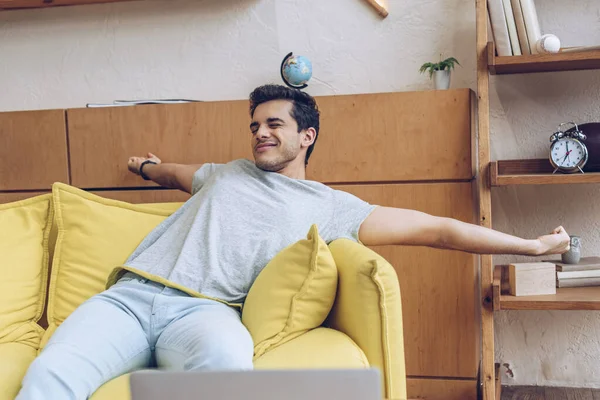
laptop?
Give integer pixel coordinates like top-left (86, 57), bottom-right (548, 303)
top-left (130, 368), bottom-right (382, 400)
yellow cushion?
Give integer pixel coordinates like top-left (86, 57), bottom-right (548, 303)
top-left (242, 224), bottom-right (338, 359)
top-left (42, 183), bottom-right (182, 347)
top-left (327, 239), bottom-right (407, 400)
top-left (0, 195), bottom-right (52, 348)
top-left (90, 373), bottom-right (131, 400)
top-left (254, 327), bottom-right (368, 369)
top-left (0, 342), bottom-right (38, 400)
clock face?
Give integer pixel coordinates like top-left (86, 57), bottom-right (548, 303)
top-left (551, 138), bottom-right (587, 170)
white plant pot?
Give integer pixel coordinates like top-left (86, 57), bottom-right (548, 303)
top-left (433, 69), bottom-right (451, 90)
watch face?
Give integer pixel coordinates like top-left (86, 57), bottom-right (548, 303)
top-left (551, 138), bottom-right (587, 170)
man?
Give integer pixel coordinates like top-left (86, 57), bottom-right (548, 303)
top-left (18, 84), bottom-right (569, 399)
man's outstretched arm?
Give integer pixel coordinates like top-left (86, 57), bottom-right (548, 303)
top-left (358, 206), bottom-right (570, 256)
top-left (127, 153), bottom-right (202, 194)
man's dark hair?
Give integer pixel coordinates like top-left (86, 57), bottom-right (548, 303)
top-left (249, 84), bottom-right (320, 165)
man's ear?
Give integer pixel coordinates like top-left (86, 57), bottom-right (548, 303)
top-left (301, 127), bottom-right (317, 149)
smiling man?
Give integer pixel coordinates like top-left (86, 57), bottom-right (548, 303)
top-left (17, 84), bottom-right (570, 400)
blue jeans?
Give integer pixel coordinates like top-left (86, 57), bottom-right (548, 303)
top-left (17, 273), bottom-right (254, 400)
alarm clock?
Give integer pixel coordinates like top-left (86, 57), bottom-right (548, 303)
top-left (549, 122), bottom-right (588, 174)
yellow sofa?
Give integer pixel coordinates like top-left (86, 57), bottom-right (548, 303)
top-left (0, 184), bottom-right (407, 400)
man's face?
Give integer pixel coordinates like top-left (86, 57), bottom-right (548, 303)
top-left (250, 100), bottom-right (304, 172)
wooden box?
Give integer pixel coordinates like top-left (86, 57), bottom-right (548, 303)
top-left (509, 262), bottom-right (556, 296)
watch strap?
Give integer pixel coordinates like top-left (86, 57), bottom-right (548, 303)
top-left (139, 160), bottom-right (157, 181)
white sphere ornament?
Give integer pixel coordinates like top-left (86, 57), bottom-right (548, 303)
top-left (536, 34), bottom-right (561, 54)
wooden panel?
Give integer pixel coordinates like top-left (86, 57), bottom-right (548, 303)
top-left (332, 183), bottom-right (478, 378)
top-left (0, 191), bottom-right (48, 203)
top-left (310, 89), bottom-right (473, 183)
top-left (67, 101), bottom-right (252, 188)
top-left (407, 378), bottom-right (477, 400)
top-left (0, 0), bottom-right (139, 9)
top-left (0, 189), bottom-right (188, 204)
top-left (495, 265), bottom-right (600, 311)
top-left (495, 363), bottom-right (502, 400)
top-left (476, 1), bottom-right (495, 399)
top-left (0, 110), bottom-right (69, 191)
top-left (89, 189), bottom-right (190, 204)
top-left (488, 42), bottom-right (600, 75)
top-left (67, 90), bottom-right (473, 188)
top-left (490, 160), bottom-right (600, 186)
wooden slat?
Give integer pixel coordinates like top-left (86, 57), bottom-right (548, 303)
top-left (476, 1), bottom-right (495, 400)
top-left (491, 160), bottom-right (600, 186)
top-left (67, 90), bottom-right (473, 189)
top-left (495, 363), bottom-right (501, 400)
top-left (495, 265), bottom-right (600, 310)
top-left (0, 0), bottom-right (139, 9)
top-left (0, 189), bottom-right (188, 204)
top-left (89, 189), bottom-right (190, 204)
top-left (0, 110), bottom-right (69, 191)
top-left (496, 159), bottom-right (553, 175)
top-left (500, 286), bottom-right (600, 311)
top-left (363, 0), bottom-right (388, 18)
top-left (407, 378), bottom-right (477, 400)
top-left (333, 182), bottom-right (477, 378)
top-left (0, 191), bottom-right (48, 203)
top-left (488, 42), bottom-right (600, 75)
top-left (494, 172), bottom-right (600, 186)
top-left (492, 266), bottom-right (501, 311)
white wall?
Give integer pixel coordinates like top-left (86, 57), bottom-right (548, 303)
top-left (1, 0), bottom-right (599, 388)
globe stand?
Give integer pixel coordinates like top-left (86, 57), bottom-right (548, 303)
top-left (280, 52), bottom-right (308, 89)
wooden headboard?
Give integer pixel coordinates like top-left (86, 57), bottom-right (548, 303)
top-left (0, 89), bottom-right (479, 400)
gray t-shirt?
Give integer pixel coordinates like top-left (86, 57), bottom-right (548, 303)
top-left (123, 159), bottom-right (377, 304)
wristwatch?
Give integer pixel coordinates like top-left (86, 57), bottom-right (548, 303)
top-left (139, 160), bottom-right (157, 181)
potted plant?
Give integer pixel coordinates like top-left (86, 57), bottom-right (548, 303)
top-left (419, 55), bottom-right (460, 90)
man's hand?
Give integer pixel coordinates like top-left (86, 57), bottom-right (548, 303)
top-left (534, 226), bottom-right (571, 256)
top-left (128, 152), bottom-right (162, 176)
top-left (126, 152), bottom-right (202, 194)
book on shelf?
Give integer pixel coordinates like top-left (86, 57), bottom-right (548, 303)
top-left (502, 0), bottom-right (521, 56)
top-left (557, 269), bottom-right (600, 280)
top-left (488, 0), bottom-right (512, 56)
top-left (543, 256), bottom-right (600, 272)
top-left (488, 0), bottom-right (541, 56)
top-left (510, 0), bottom-right (531, 55)
top-left (557, 277), bottom-right (600, 288)
top-left (86, 99), bottom-right (202, 108)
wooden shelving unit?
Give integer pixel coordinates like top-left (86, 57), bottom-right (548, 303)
top-left (475, 2), bottom-right (600, 400)
top-left (490, 159), bottom-right (600, 186)
top-left (493, 265), bottom-right (600, 311)
top-left (488, 42), bottom-right (600, 75)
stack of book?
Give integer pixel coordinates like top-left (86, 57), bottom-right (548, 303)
top-left (487, 0), bottom-right (542, 56)
top-left (488, 0), bottom-right (600, 57)
top-left (546, 257), bottom-right (600, 288)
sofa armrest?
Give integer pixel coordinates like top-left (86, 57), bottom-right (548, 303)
top-left (326, 239), bottom-right (407, 400)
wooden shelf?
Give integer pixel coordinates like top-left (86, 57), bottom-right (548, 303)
top-left (490, 159), bottom-right (600, 186)
top-left (493, 265), bottom-right (600, 311)
top-left (487, 42), bottom-right (600, 75)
